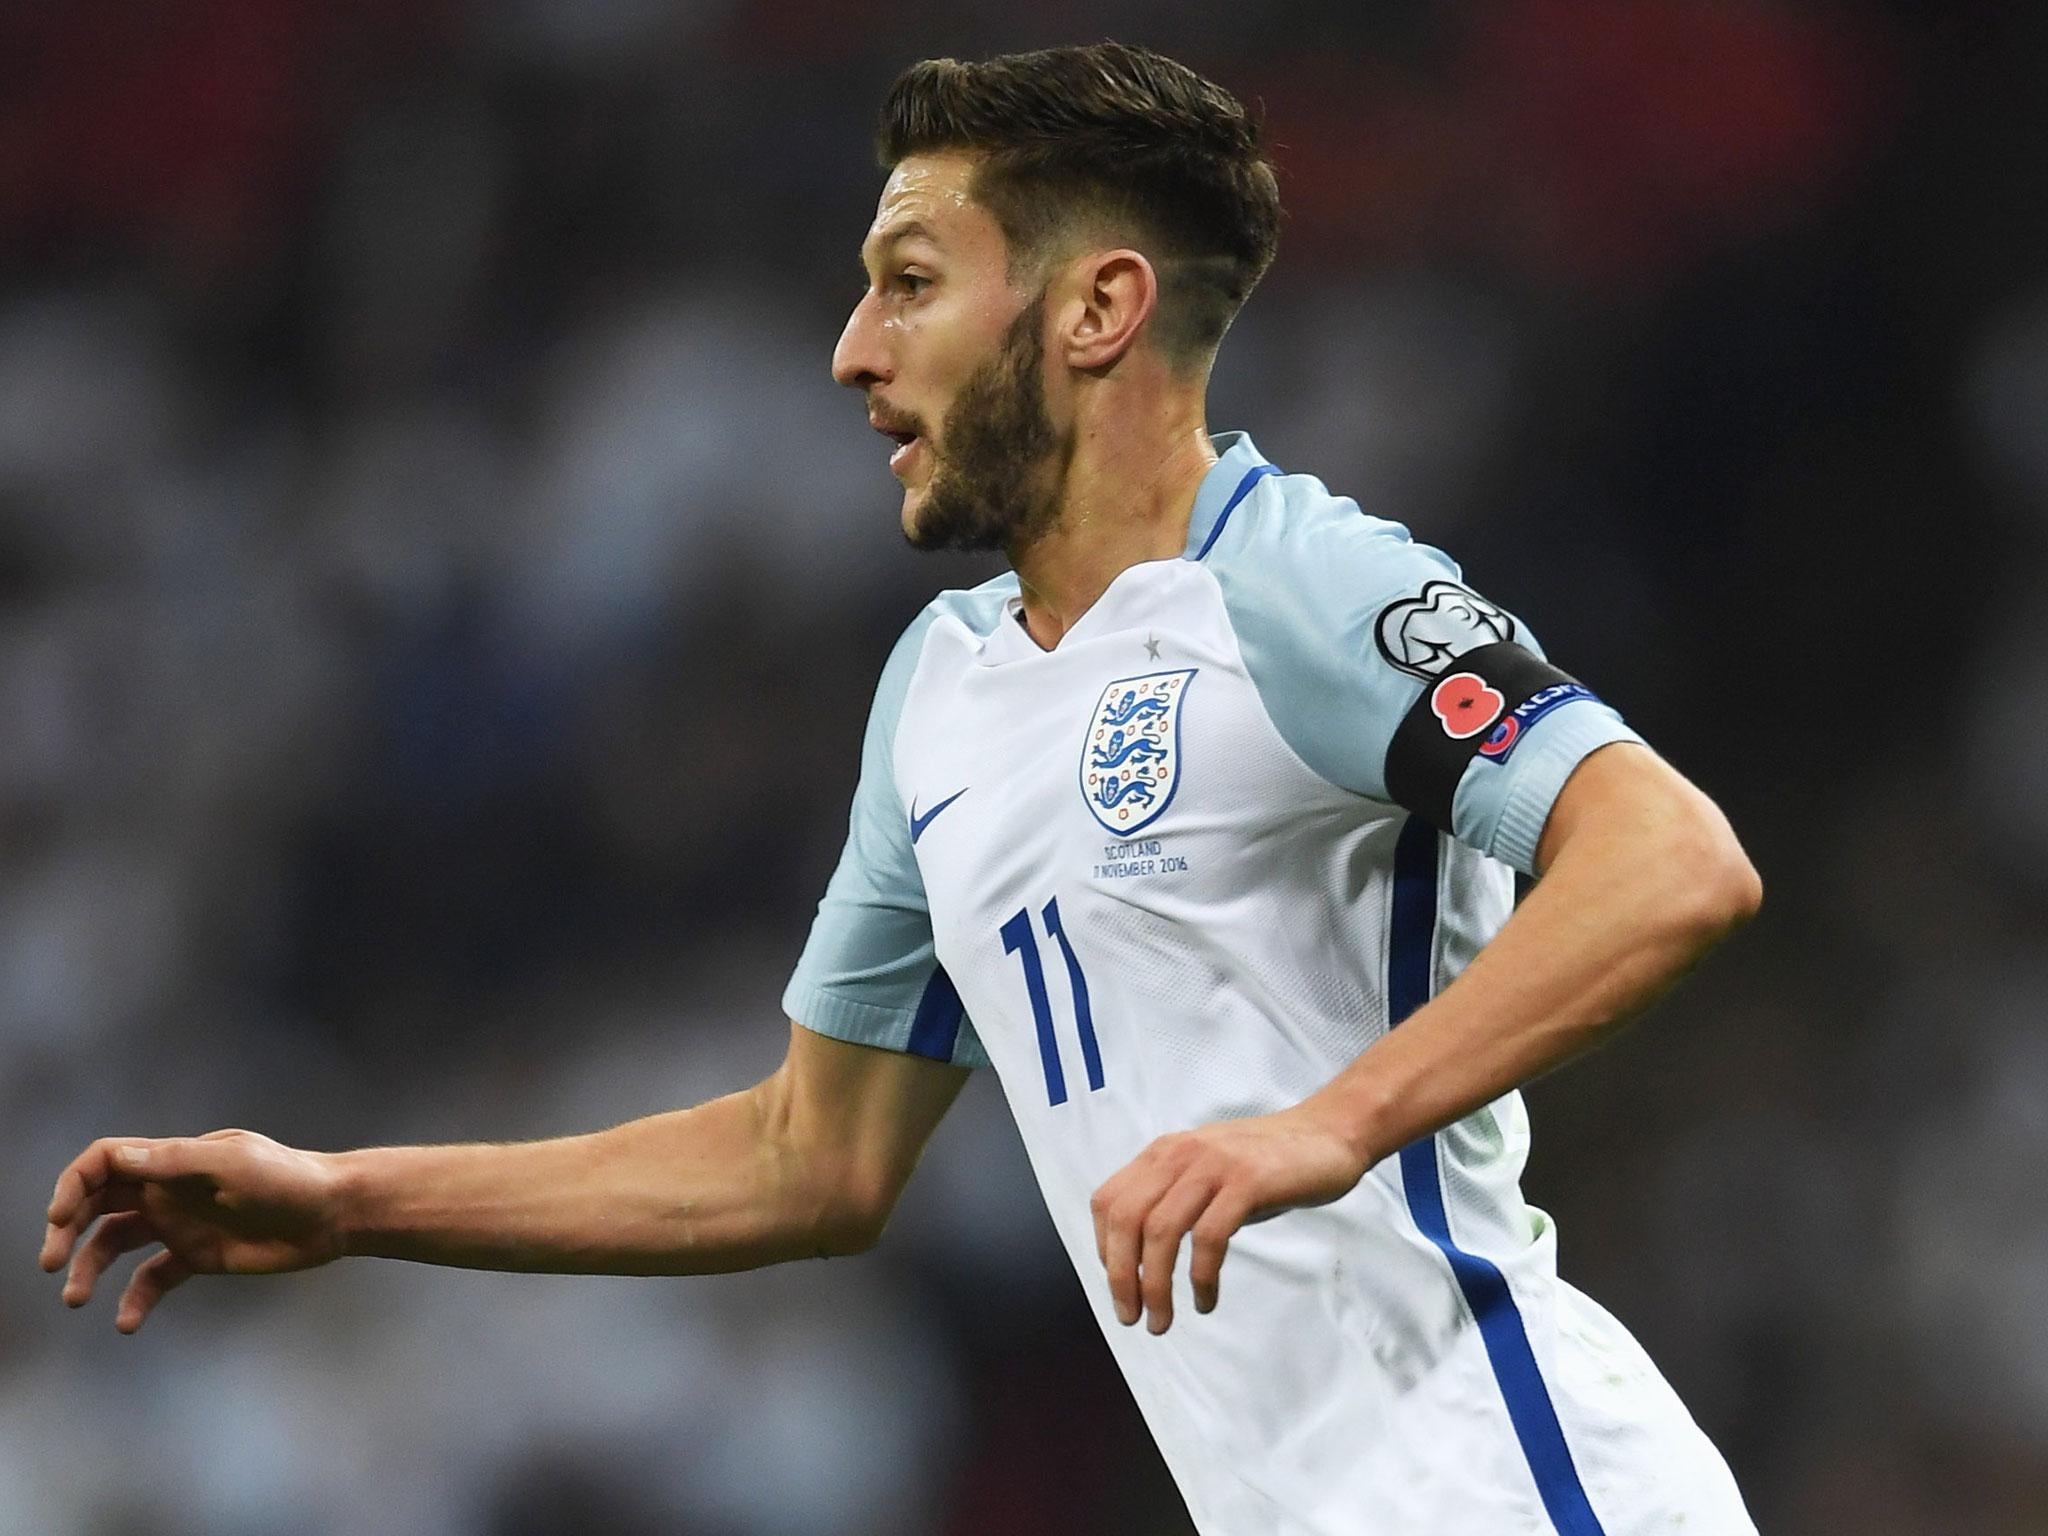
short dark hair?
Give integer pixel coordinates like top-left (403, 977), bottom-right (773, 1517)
top-left (876, 42), bottom-right (1281, 369)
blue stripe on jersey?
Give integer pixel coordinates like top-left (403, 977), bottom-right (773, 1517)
top-left (1192, 462), bottom-right (1281, 561)
top-left (1388, 816), bottom-right (1608, 1536)
top-left (904, 966), bottom-right (966, 1061)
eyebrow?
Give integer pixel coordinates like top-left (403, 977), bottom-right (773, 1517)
top-left (860, 219), bottom-right (943, 273)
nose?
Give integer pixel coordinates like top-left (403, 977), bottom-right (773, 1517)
top-left (832, 292), bottom-right (891, 391)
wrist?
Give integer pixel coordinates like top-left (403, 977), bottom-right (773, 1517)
top-left (322, 1147), bottom-right (379, 1259)
top-left (1297, 1071), bottom-right (1395, 1175)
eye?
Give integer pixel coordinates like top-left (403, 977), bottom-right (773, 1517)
top-left (892, 272), bottom-right (932, 297)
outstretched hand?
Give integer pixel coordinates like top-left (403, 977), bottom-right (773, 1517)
top-left (1089, 1105), bottom-right (1366, 1336)
top-left (40, 1130), bottom-right (346, 1333)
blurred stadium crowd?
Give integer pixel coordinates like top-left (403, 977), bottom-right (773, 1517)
top-left (2, 1), bottom-right (2045, 1532)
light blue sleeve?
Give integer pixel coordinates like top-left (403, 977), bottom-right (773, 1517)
top-left (782, 611), bottom-right (987, 1068)
top-left (1204, 477), bottom-right (1642, 875)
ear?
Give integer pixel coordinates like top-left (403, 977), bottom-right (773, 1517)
top-left (1056, 249), bottom-right (1158, 371)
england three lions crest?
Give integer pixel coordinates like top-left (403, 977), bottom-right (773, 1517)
top-left (1079, 669), bottom-right (1197, 835)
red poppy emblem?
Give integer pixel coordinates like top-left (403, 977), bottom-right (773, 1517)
top-left (1430, 672), bottom-right (1506, 739)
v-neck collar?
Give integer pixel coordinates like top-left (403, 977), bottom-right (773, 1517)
top-left (974, 431), bottom-right (1272, 664)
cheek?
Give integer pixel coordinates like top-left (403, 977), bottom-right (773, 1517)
top-left (911, 292), bottom-right (1011, 370)
top-left (890, 296), bottom-right (1015, 429)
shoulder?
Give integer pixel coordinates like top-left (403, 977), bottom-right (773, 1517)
top-left (1193, 458), bottom-right (1535, 804)
top-left (1201, 464), bottom-right (1464, 613)
top-left (1198, 463), bottom-right (1485, 690)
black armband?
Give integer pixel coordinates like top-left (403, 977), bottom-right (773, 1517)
top-left (1383, 641), bottom-right (1592, 832)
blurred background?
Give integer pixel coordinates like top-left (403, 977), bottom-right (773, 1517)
top-left (1, 0), bottom-right (2043, 1531)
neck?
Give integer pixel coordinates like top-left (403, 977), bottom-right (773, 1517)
top-left (1009, 405), bottom-right (1216, 650)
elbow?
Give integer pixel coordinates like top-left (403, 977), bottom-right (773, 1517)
top-left (1727, 852), bottom-right (1764, 928)
top-left (808, 1153), bottom-right (905, 1257)
top-left (1668, 812), bottom-right (1762, 945)
top-left (820, 1221), bottom-right (885, 1259)
top-left (813, 1220), bottom-right (879, 1259)
top-left (814, 1183), bottom-right (895, 1258)
top-left (752, 1074), bottom-right (897, 1260)
top-left (1694, 852), bottom-right (1762, 943)
top-left (1539, 746), bottom-right (1759, 952)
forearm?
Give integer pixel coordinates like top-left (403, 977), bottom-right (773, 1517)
top-left (1305, 765), bottom-right (1760, 1169)
top-left (330, 1085), bottom-right (855, 1274)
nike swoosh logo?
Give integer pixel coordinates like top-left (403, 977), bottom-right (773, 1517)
top-left (909, 787), bottom-right (969, 844)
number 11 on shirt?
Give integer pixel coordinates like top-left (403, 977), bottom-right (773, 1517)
top-left (1000, 897), bottom-right (1105, 1106)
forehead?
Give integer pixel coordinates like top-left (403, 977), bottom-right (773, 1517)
top-left (861, 152), bottom-right (1007, 266)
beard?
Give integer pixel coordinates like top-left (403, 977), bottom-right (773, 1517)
top-left (903, 293), bottom-right (1068, 555)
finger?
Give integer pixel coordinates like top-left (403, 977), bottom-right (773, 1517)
top-left (46, 1135), bottom-right (188, 1222)
top-left (45, 1138), bottom-right (141, 1234)
top-left (62, 1212), bottom-right (157, 1308)
top-left (40, 1210), bottom-right (85, 1275)
top-left (1090, 1173), bottom-right (1127, 1269)
top-left (41, 1166), bottom-right (145, 1273)
top-left (44, 1133), bottom-right (230, 1273)
top-left (1189, 1189), bottom-right (1255, 1315)
top-left (1092, 1133), bottom-right (1185, 1276)
top-left (115, 1249), bottom-right (194, 1335)
top-left (1101, 1180), bottom-right (1164, 1328)
top-left (1139, 1174), bottom-right (1219, 1335)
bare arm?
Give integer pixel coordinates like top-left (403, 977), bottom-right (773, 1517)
top-left (1092, 741), bottom-right (1762, 1333)
top-left (42, 1023), bottom-right (967, 1332)
top-left (1299, 741), bottom-right (1761, 1165)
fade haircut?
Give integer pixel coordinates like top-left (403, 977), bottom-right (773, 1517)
top-left (877, 42), bottom-right (1282, 370)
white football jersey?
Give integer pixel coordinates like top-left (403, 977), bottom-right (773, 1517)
top-left (784, 433), bottom-right (1757, 1535)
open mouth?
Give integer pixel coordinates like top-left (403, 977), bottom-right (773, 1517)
top-left (873, 421), bottom-right (924, 473)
